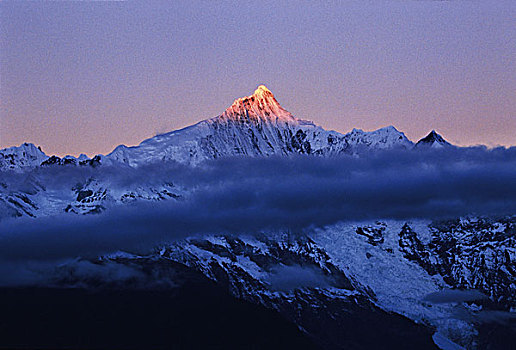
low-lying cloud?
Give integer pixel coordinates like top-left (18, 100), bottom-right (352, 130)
top-left (423, 289), bottom-right (487, 304)
top-left (267, 265), bottom-right (330, 291)
top-left (1, 147), bottom-right (516, 268)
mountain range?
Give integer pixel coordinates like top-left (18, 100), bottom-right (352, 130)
top-left (1, 85), bottom-right (450, 171)
top-left (0, 86), bottom-right (514, 350)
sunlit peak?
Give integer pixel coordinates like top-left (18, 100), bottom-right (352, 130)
top-left (254, 85), bottom-right (272, 95)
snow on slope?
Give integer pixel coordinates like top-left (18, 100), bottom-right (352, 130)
top-left (312, 221), bottom-right (475, 344)
top-left (0, 143), bottom-right (48, 171)
top-left (415, 130), bottom-right (453, 149)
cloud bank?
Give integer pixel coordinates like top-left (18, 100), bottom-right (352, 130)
top-left (267, 265), bottom-right (330, 291)
top-left (423, 289), bottom-right (487, 304)
top-left (1, 146), bottom-right (516, 266)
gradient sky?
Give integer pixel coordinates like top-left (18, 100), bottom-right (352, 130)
top-left (1, 1), bottom-right (515, 157)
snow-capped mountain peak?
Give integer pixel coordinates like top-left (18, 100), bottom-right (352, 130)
top-left (0, 143), bottom-right (49, 171)
top-left (219, 84), bottom-right (300, 126)
top-left (96, 85), bottom-right (416, 167)
top-left (415, 130), bottom-right (451, 148)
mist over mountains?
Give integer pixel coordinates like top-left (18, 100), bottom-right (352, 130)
top-left (1, 148), bottom-right (516, 262)
top-left (1, 86), bottom-right (515, 350)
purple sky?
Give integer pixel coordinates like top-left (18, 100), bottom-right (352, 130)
top-left (1, 1), bottom-right (515, 157)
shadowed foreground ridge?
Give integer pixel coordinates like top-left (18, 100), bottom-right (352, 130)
top-left (0, 263), bottom-right (320, 350)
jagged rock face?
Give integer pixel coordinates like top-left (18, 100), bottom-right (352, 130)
top-left (40, 155), bottom-right (100, 167)
top-left (399, 223), bottom-right (437, 274)
top-left (356, 223), bottom-right (386, 246)
top-left (41, 155), bottom-right (79, 166)
top-left (400, 218), bottom-right (516, 310)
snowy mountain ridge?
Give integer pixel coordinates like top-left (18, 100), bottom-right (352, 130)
top-left (416, 130), bottom-right (453, 149)
top-left (103, 85), bottom-right (414, 167)
top-left (2, 85), bottom-right (447, 170)
top-left (0, 143), bottom-right (48, 171)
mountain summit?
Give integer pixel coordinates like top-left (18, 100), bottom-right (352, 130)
top-left (0, 143), bottom-right (48, 170)
top-left (415, 130), bottom-right (451, 148)
top-left (220, 85), bottom-right (300, 125)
